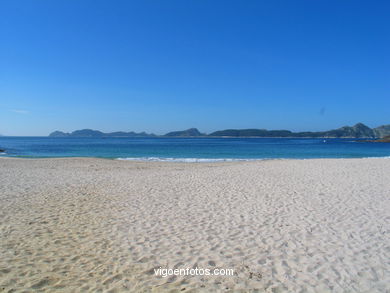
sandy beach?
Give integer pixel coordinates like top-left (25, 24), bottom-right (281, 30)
top-left (0, 157), bottom-right (389, 292)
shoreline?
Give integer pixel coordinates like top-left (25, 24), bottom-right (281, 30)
top-left (1, 155), bottom-right (390, 162)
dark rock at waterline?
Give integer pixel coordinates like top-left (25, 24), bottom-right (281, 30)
top-left (374, 135), bottom-right (390, 143)
top-left (0, 149), bottom-right (5, 153)
top-left (359, 135), bottom-right (390, 143)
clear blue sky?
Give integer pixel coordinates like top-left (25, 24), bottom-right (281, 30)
top-left (1, 0), bottom-right (389, 136)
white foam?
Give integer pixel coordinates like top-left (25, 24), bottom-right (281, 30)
top-left (116, 156), bottom-right (390, 162)
top-left (116, 157), bottom-right (261, 163)
top-left (362, 156), bottom-right (390, 159)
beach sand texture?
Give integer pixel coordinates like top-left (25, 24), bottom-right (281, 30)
top-left (0, 157), bottom-right (389, 292)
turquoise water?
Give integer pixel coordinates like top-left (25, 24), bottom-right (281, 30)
top-left (0, 137), bottom-right (389, 161)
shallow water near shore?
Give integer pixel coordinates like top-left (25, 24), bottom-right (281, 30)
top-left (0, 136), bottom-right (389, 160)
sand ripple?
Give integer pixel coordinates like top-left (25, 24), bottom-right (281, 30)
top-left (0, 158), bottom-right (389, 292)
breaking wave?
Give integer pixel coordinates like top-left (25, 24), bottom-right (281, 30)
top-left (116, 157), bottom-right (262, 162)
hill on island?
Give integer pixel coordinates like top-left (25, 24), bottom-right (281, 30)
top-left (49, 123), bottom-right (390, 138)
top-left (164, 128), bottom-right (205, 137)
top-left (49, 129), bottom-right (155, 137)
top-left (209, 123), bottom-right (388, 138)
top-left (373, 125), bottom-right (390, 138)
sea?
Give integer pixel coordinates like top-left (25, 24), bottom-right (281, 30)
top-left (0, 137), bottom-right (389, 162)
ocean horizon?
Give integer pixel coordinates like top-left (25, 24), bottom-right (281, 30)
top-left (1, 136), bottom-right (389, 161)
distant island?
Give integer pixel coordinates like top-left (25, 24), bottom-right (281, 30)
top-left (165, 128), bottom-right (205, 137)
top-left (49, 123), bottom-right (390, 139)
top-left (49, 129), bottom-right (156, 138)
top-left (208, 123), bottom-right (390, 138)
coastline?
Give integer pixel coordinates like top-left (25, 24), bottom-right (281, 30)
top-left (1, 155), bottom-right (390, 162)
top-left (1, 157), bottom-right (389, 292)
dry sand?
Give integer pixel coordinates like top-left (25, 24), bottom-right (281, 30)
top-left (0, 157), bottom-right (389, 292)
